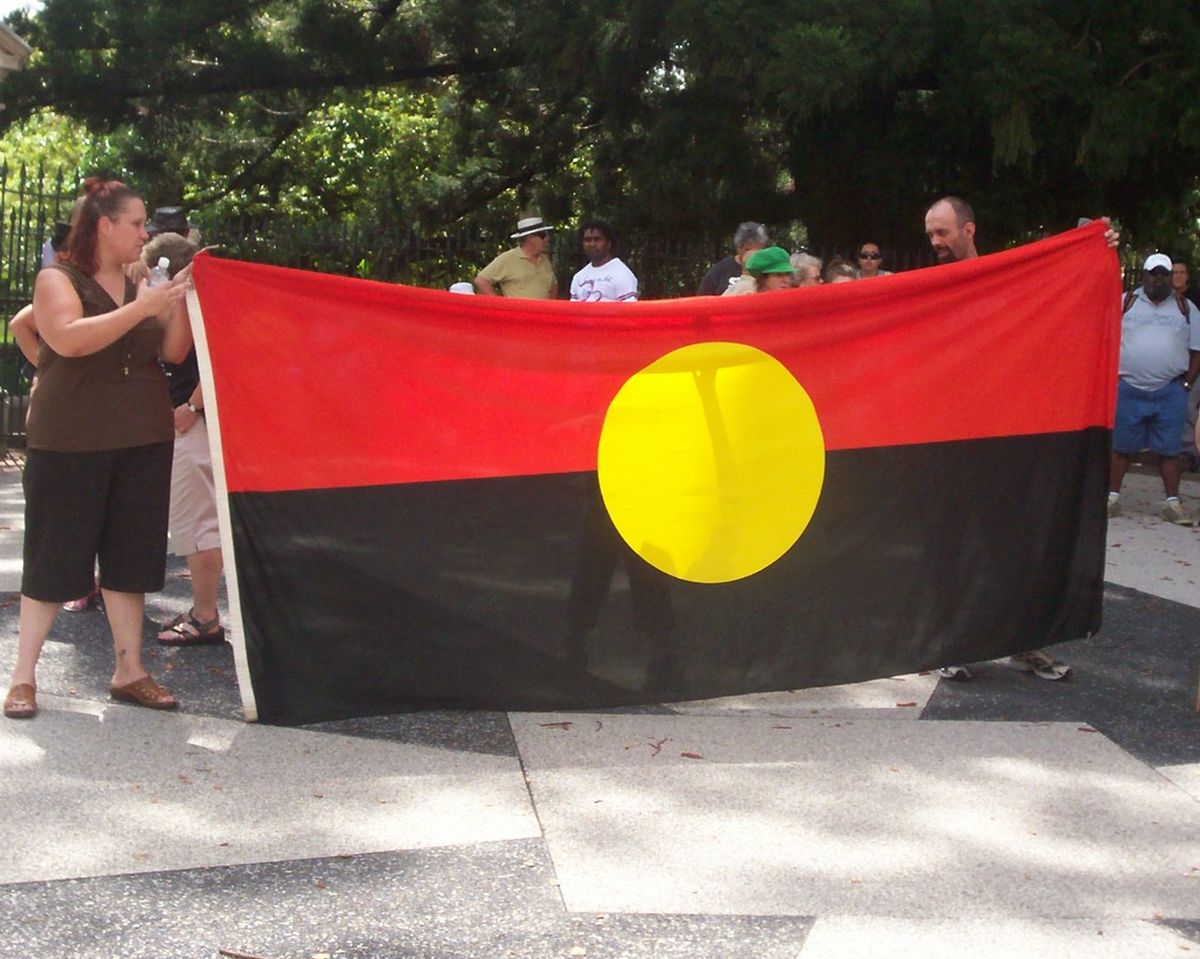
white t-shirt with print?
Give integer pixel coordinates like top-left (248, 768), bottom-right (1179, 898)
top-left (569, 258), bottom-right (639, 302)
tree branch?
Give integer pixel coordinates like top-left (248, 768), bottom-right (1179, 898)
top-left (16, 53), bottom-right (524, 115)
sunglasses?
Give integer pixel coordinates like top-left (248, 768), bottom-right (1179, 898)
top-left (858, 251), bottom-right (881, 260)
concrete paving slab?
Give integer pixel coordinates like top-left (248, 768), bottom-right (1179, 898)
top-left (795, 916), bottom-right (1197, 958)
top-left (1165, 919), bottom-right (1200, 946)
top-left (1106, 471), bottom-right (1200, 609)
top-left (0, 842), bottom-right (817, 959)
top-left (1159, 763), bottom-right (1200, 803)
top-left (511, 713), bottom-right (1200, 919)
top-left (0, 463), bottom-right (24, 593)
top-left (922, 584), bottom-right (1200, 769)
top-left (0, 703), bottom-right (540, 884)
top-left (0, 841), bottom-right (565, 959)
top-left (671, 673), bottom-right (937, 719)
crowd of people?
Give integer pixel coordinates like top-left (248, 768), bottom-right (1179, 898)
top-left (471, 215), bottom-right (903, 303)
top-left (2, 184), bottom-right (1195, 717)
top-left (463, 199), bottom-right (1193, 686)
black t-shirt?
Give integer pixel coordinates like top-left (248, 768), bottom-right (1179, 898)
top-left (698, 256), bottom-right (742, 296)
top-left (162, 347), bottom-right (200, 408)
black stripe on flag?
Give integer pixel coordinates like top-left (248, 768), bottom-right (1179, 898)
top-left (229, 428), bottom-right (1107, 724)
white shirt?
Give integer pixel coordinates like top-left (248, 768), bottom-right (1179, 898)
top-left (1119, 288), bottom-right (1200, 391)
top-left (569, 258), bottom-right (638, 302)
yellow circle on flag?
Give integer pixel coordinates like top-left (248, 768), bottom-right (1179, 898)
top-left (597, 342), bottom-right (826, 584)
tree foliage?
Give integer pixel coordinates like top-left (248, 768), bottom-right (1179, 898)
top-left (2, 0), bottom-right (1198, 256)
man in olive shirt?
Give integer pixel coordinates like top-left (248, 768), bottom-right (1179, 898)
top-left (474, 216), bottom-right (558, 299)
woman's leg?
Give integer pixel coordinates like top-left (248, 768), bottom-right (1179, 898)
top-left (103, 588), bottom-right (149, 687)
top-left (9, 595), bottom-right (59, 687)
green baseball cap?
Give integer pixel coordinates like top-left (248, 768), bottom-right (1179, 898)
top-left (745, 246), bottom-right (793, 275)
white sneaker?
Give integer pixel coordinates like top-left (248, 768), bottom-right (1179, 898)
top-left (1162, 499), bottom-right (1195, 526)
top-left (936, 665), bottom-right (972, 681)
top-left (1006, 649), bottom-right (1070, 680)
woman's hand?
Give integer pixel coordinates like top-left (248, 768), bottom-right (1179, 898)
top-left (136, 274), bottom-right (189, 320)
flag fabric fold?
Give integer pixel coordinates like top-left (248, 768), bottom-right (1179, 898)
top-left (190, 223), bottom-right (1121, 725)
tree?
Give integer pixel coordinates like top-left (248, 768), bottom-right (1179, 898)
top-left (2, 0), bottom-right (1198, 257)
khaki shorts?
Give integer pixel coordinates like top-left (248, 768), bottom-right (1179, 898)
top-left (168, 416), bottom-right (221, 556)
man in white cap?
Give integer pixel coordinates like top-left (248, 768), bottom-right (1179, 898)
top-left (474, 216), bottom-right (558, 299)
top-left (1107, 252), bottom-right (1200, 525)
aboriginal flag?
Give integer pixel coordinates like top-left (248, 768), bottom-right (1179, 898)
top-left (190, 223), bottom-right (1120, 724)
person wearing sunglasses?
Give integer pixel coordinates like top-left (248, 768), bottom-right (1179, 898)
top-left (474, 215), bottom-right (558, 299)
top-left (855, 243), bottom-right (891, 279)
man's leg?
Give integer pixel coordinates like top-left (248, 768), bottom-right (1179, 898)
top-left (1161, 453), bottom-right (1182, 499)
top-left (1150, 382), bottom-right (1193, 524)
top-left (160, 421), bottom-right (225, 642)
top-left (187, 547), bottom-right (223, 625)
top-left (1109, 451), bottom-right (1132, 498)
top-left (1109, 380), bottom-right (1147, 516)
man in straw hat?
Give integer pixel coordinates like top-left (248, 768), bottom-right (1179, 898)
top-left (474, 215), bottom-right (558, 299)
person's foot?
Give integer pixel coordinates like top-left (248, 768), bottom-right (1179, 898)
top-left (936, 665), bottom-right (972, 681)
top-left (110, 675), bottom-right (179, 710)
top-left (62, 584), bottom-right (100, 612)
top-left (1161, 498), bottom-right (1195, 526)
top-left (156, 610), bottom-right (225, 646)
top-left (1006, 649), bottom-right (1070, 680)
top-left (1106, 495), bottom-right (1120, 518)
top-left (4, 683), bottom-right (36, 719)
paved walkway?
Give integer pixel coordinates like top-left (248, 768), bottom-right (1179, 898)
top-left (0, 462), bottom-right (1197, 958)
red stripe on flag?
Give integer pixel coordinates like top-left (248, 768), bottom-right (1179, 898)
top-left (192, 223), bottom-right (1121, 494)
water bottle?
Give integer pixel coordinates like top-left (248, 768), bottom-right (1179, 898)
top-left (147, 256), bottom-right (170, 287)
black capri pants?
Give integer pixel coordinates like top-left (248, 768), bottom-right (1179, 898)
top-left (22, 441), bottom-right (174, 602)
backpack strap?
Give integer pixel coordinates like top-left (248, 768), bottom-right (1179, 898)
top-left (1122, 289), bottom-right (1191, 321)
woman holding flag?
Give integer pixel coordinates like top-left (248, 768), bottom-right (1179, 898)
top-left (4, 177), bottom-right (192, 719)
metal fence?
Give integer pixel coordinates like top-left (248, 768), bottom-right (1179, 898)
top-left (199, 215), bottom-right (938, 298)
top-left (0, 165), bottom-right (1142, 444)
top-left (199, 216), bottom-right (735, 299)
top-left (0, 164), bottom-right (78, 441)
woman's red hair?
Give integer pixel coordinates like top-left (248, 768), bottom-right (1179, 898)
top-left (58, 177), bottom-right (139, 276)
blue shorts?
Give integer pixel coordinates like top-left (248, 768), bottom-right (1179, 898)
top-left (1113, 379), bottom-right (1187, 457)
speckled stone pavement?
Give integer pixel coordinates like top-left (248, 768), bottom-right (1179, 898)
top-left (0, 461), bottom-right (1197, 959)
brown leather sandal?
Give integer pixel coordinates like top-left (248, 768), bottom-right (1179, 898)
top-left (4, 683), bottom-right (37, 719)
top-left (110, 676), bottom-right (179, 710)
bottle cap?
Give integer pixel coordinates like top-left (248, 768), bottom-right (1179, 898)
top-left (157, 257), bottom-right (170, 271)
